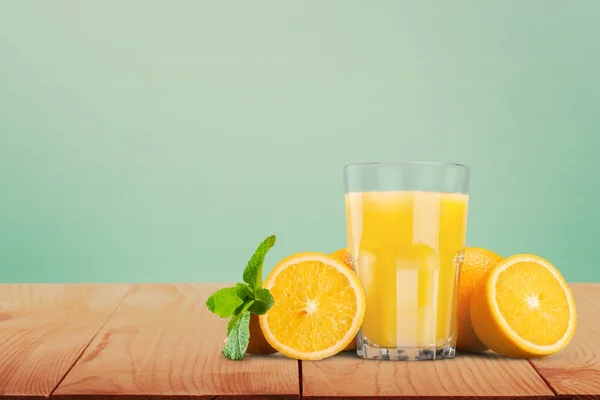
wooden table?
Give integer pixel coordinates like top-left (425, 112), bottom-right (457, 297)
top-left (0, 283), bottom-right (598, 399)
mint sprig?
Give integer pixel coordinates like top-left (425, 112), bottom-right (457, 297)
top-left (205, 235), bottom-right (277, 360)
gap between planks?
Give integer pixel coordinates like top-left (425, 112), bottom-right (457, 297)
top-left (527, 359), bottom-right (559, 397)
top-left (298, 359), bottom-right (304, 398)
top-left (48, 285), bottom-right (135, 398)
top-left (0, 284), bottom-right (134, 399)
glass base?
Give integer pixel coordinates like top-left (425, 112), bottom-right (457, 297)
top-left (357, 336), bottom-right (456, 361)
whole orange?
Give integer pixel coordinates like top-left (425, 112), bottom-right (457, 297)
top-left (456, 247), bottom-right (504, 353)
top-left (246, 313), bottom-right (278, 355)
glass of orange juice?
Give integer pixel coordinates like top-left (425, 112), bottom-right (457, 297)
top-left (344, 162), bottom-right (470, 360)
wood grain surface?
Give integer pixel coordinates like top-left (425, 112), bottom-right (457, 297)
top-left (302, 352), bottom-right (555, 399)
top-left (52, 284), bottom-right (300, 400)
top-left (530, 283), bottom-right (600, 399)
top-left (1, 283), bottom-right (599, 399)
top-left (0, 284), bottom-right (131, 399)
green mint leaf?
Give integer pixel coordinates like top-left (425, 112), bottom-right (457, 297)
top-left (228, 299), bottom-right (255, 335)
top-left (248, 287), bottom-right (275, 315)
top-left (232, 303), bottom-right (246, 318)
top-left (222, 311), bottom-right (251, 360)
top-left (236, 283), bottom-right (253, 302)
top-left (205, 287), bottom-right (242, 318)
top-left (242, 235), bottom-right (276, 291)
top-left (227, 313), bottom-right (241, 336)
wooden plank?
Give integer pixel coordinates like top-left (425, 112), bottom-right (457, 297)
top-left (530, 283), bottom-right (600, 399)
top-left (302, 348), bottom-right (555, 399)
top-left (0, 284), bottom-right (131, 399)
top-left (53, 284), bottom-right (300, 400)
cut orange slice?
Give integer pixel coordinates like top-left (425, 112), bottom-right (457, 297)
top-left (470, 254), bottom-right (577, 358)
top-left (259, 252), bottom-right (366, 360)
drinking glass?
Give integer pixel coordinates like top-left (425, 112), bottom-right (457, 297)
top-left (344, 162), bottom-right (470, 360)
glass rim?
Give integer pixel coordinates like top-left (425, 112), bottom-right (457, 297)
top-left (343, 161), bottom-right (470, 171)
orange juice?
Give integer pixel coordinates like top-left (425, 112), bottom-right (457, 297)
top-left (345, 191), bottom-right (468, 349)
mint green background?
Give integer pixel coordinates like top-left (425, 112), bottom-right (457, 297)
top-left (1, 1), bottom-right (598, 283)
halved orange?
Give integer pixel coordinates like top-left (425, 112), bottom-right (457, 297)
top-left (470, 254), bottom-right (577, 358)
top-left (259, 252), bottom-right (366, 360)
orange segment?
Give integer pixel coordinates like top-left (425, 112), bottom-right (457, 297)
top-left (470, 254), bottom-right (577, 358)
top-left (259, 252), bottom-right (366, 360)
